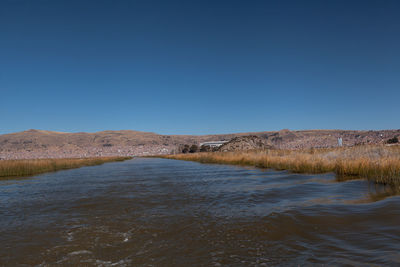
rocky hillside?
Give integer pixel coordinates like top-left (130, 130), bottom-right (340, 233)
top-left (0, 129), bottom-right (399, 159)
top-left (218, 136), bottom-right (273, 152)
top-left (265, 129), bottom-right (400, 149)
top-left (0, 129), bottom-right (255, 159)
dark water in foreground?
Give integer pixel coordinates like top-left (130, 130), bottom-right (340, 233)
top-left (1, 158), bottom-right (399, 266)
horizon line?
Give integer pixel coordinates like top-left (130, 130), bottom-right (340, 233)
top-left (1, 128), bottom-right (400, 136)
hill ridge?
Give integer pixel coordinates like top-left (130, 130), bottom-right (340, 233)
top-left (1, 129), bottom-right (399, 159)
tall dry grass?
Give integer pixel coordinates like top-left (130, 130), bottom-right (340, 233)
top-left (0, 157), bottom-right (131, 178)
top-left (164, 145), bottom-right (400, 185)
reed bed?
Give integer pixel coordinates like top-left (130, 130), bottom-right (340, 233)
top-left (0, 157), bottom-right (131, 178)
top-left (164, 145), bottom-right (400, 185)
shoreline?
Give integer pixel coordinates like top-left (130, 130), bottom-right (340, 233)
top-left (0, 157), bottom-right (132, 179)
top-left (161, 145), bottom-right (400, 186)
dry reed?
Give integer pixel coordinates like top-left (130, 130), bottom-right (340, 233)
top-left (164, 145), bottom-right (400, 185)
top-left (0, 157), bottom-right (131, 178)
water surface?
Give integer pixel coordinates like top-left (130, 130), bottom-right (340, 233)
top-left (1, 158), bottom-right (399, 266)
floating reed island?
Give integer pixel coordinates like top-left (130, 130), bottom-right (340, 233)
top-left (0, 157), bottom-right (131, 178)
top-left (164, 145), bottom-right (400, 185)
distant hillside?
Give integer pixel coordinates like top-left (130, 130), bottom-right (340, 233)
top-left (0, 129), bottom-right (259, 159)
top-left (0, 129), bottom-right (399, 159)
top-left (218, 136), bottom-right (274, 152)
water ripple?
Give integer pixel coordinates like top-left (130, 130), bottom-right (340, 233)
top-left (0, 158), bottom-right (399, 266)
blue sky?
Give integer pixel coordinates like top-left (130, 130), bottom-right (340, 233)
top-left (1, 0), bottom-right (399, 135)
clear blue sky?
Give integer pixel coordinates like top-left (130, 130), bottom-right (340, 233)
top-left (1, 0), bottom-right (399, 135)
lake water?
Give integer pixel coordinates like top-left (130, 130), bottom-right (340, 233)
top-left (1, 158), bottom-right (399, 266)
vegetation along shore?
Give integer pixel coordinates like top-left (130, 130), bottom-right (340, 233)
top-left (0, 157), bottom-right (131, 179)
top-left (163, 145), bottom-right (400, 186)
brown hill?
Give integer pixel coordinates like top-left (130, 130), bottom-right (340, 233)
top-left (0, 129), bottom-right (399, 159)
top-left (0, 129), bottom-right (258, 159)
